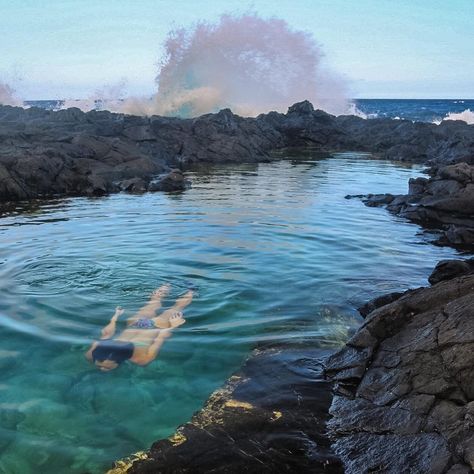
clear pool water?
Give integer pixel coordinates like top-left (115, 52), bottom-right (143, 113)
top-left (0, 151), bottom-right (458, 473)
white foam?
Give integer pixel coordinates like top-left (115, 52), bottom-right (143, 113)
top-left (345, 102), bottom-right (368, 119)
top-left (442, 109), bottom-right (474, 125)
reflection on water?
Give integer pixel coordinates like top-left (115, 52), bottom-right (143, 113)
top-left (0, 152), bottom-right (458, 473)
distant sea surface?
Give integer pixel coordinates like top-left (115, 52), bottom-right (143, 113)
top-left (22, 98), bottom-right (474, 124)
top-left (354, 98), bottom-right (474, 123)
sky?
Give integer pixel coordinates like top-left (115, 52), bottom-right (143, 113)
top-left (0, 0), bottom-right (473, 99)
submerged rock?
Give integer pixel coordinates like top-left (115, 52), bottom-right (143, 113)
top-left (0, 407), bottom-right (25, 451)
top-left (109, 346), bottom-right (343, 474)
top-left (362, 193), bottom-right (396, 207)
top-left (325, 267), bottom-right (474, 473)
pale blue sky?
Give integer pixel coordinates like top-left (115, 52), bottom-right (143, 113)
top-left (1, 0), bottom-right (472, 99)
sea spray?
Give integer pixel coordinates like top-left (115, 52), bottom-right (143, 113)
top-left (61, 80), bottom-right (128, 112)
top-left (0, 82), bottom-right (20, 106)
top-left (119, 13), bottom-right (348, 117)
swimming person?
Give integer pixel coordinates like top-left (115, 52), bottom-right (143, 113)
top-left (85, 284), bottom-right (192, 371)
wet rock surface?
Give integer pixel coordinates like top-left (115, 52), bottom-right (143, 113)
top-left (357, 291), bottom-right (406, 318)
top-left (428, 258), bottom-right (474, 284)
top-left (1, 101), bottom-right (473, 202)
top-left (325, 267), bottom-right (474, 474)
top-left (109, 346), bottom-right (343, 474)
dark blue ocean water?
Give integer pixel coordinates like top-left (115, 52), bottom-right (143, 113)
top-left (354, 99), bottom-right (474, 123)
top-left (24, 99), bottom-right (474, 124)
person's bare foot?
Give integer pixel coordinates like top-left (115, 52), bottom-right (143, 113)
top-left (169, 311), bottom-right (186, 328)
top-left (151, 283), bottom-right (171, 300)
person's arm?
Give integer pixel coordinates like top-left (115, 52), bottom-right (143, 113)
top-left (84, 306), bottom-right (124, 362)
top-left (100, 306), bottom-right (124, 340)
top-left (133, 312), bottom-right (185, 366)
top-left (85, 341), bottom-right (98, 362)
top-left (134, 329), bottom-right (173, 366)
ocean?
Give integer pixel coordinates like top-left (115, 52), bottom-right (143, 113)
top-left (354, 98), bottom-right (474, 124)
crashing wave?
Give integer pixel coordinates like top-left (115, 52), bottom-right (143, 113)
top-left (117, 13), bottom-right (348, 117)
top-left (442, 109), bottom-right (474, 125)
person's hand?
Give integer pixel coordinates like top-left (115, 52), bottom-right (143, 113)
top-left (169, 311), bottom-right (186, 328)
top-left (112, 306), bottom-right (124, 321)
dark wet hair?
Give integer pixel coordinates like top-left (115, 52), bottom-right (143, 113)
top-left (92, 340), bottom-right (134, 365)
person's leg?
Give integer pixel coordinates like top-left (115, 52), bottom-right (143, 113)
top-left (152, 290), bottom-right (193, 328)
top-left (127, 284), bottom-right (171, 325)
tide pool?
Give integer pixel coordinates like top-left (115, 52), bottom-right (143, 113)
top-left (0, 151), bottom-right (458, 473)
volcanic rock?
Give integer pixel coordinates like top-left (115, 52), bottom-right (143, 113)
top-left (428, 258), bottom-right (474, 284)
top-left (119, 178), bottom-right (148, 193)
top-left (357, 291), bottom-right (406, 318)
top-left (1, 101), bottom-right (474, 202)
top-left (325, 271), bottom-right (474, 473)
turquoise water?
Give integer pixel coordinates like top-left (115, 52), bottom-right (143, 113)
top-left (0, 152), bottom-right (458, 473)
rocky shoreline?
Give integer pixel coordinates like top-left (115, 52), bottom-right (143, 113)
top-left (326, 261), bottom-right (474, 473)
top-left (1, 100), bottom-right (473, 202)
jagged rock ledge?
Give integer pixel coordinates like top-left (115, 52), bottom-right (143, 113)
top-left (325, 260), bottom-right (474, 473)
top-left (1, 100), bottom-right (473, 202)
